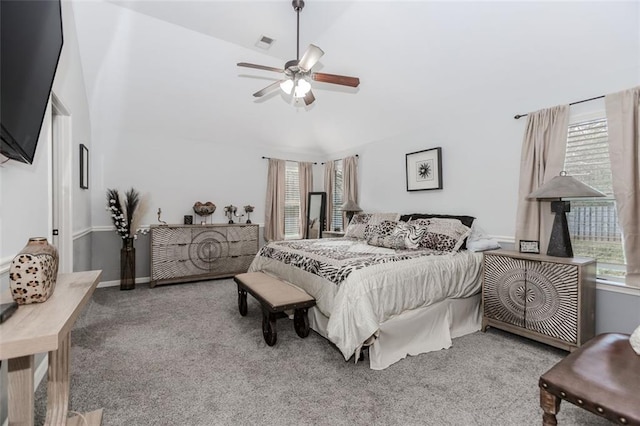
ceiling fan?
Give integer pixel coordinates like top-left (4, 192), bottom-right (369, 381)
top-left (237, 0), bottom-right (360, 106)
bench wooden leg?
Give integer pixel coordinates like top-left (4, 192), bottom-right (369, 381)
top-left (262, 309), bottom-right (277, 346)
top-left (237, 285), bottom-right (248, 316)
top-left (540, 387), bottom-right (561, 426)
top-left (293, 308), bottom-right (310, 338)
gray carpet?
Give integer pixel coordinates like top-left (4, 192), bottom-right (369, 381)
top-left (35, 279), bottom-right (609, 425)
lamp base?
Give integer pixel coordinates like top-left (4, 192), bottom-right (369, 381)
top-left (547, 201), bottom-right (573, 257)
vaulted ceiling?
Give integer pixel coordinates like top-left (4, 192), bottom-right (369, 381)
top-left (71, 1), bottom-right (638, 156)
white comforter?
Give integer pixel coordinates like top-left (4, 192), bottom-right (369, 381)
top-left (248, 238), bottom-right (483, 360)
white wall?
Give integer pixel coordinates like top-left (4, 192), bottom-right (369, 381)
top-left (0, 1), bottom-right (92, 422)
top-left (53, 0), bottom-right (94, 235)
top-left (89, 130), bottom-right (325, 229)
top-left (349, 2), bottom-right (640, 239)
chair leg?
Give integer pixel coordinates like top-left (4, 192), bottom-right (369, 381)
top-left (540, 387), bottom-right (561, 426)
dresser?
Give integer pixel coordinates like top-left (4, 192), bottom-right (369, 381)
top-left (482, 249), bottom-right (596, 351)
top-left (150, 224), bottom-right (259, 287)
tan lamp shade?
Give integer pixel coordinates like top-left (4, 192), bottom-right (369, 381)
top-left (341, 200), bottom-right (362, 212)
top-left (527, 172), bottom-right (606, 200)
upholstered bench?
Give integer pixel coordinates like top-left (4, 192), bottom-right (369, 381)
top-left (539, 333), bottom-right (640, 425)
top-left (234, 272), bottom-right (316, 346)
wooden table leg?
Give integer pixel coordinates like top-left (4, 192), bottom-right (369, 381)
top-left (45, 331), bottom-right (71, 425)
top-left (8, 354), bottom-right (35, 425)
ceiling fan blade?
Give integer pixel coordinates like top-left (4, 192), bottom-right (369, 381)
top-left (237, 62), bottom-right (284, 73)
top-left (298, 44), bottom-right (324, 72)
top-left (303, 89), bottom-right (315, 106)
top-left (253, 80), bottom-right (284, 98)
top-left (312, 72), bottom-right (360, 88)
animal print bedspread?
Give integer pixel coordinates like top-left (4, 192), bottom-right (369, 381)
top-left (256, 238), bottom-right (446, 286)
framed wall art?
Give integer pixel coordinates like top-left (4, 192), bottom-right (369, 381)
top-left (406, 147), bottom-right (442, 191)
top-left (79, 144), bottom-right (89, 189)
top-left (519, 240), bottom-right (540, 254)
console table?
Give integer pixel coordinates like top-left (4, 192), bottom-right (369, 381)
top-left (482, 250), bottom-right (596, 351)
top-left (0, 270), bottom-right (103, 426)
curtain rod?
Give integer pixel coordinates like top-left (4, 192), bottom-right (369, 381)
top-left (261, 156), bottom-right (317, 165)
top-left (321, 154), bottom-right (359, 165)
top-left (513, 95), bottom-right (605, 120)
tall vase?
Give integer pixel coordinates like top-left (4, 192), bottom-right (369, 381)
top-left (120, 237), bottom-right (135, 290)
top-left (9, 237), bottom-right (59, 304)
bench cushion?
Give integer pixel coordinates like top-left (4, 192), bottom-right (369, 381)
top-left (235, 272), bottom-right (315, 311)
top-left (540, 333), bottom-right (640, 424)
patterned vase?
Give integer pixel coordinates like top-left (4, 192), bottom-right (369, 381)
top-left (9, 237), bottom-right (59, 305)
top-left (120, 237), bottom-right (136, 290)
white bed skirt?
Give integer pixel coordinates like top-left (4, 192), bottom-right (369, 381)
top-left (308, 293), bottom-right (482, 370)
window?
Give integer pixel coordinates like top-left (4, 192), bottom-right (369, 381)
top-left (332, 159), bottom-right (344, 231)
top-left (564, 117), bottom-right (625, 279)
top-left (284, 161), bottom-right (301, 239)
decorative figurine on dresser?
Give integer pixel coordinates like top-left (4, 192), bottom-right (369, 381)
top-left (482, 249), bottom-right (596, 351)
top-left (149, 222), bottom-right (258, 288)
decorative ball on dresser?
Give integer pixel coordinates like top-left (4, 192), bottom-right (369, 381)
top-left (9, 237), bottom-right (59, 305)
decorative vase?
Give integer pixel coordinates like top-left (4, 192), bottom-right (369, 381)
top-left (9, 237), bottom-right (59, 305)
top-left (120, 237), bottom-right (136, 290)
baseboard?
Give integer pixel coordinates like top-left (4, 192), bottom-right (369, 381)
top-left (98, 276), bottom-right (150, 288)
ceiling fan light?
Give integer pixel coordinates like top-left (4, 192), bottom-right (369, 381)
top-left (280, 79), bottom-right (294, 95)
top-left (294, 79), bottom-right (311, 98)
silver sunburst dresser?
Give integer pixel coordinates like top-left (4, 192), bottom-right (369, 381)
top-left (150, 224), bottom-right (259, 287)
top-left (482, 249), bottom-right (596, 351)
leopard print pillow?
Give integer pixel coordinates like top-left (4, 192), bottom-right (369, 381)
top-left (345, 213), bottom-right (399, 239)
top-left (363, 220), bottom-right (398, 240)
top-left (367, 234), bottom-right (406, 250)
top-left (419, 218), bottom-right (471, 252)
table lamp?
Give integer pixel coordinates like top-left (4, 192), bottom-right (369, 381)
top-left (341, 199), bottom-right (362, 224)
top-left (527, 171), bottom-right (605, 257)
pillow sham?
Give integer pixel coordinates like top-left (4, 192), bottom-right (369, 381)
top-left (399, 213), bottom-right (475, 228)
top-left (345, 213), bottom-right (400, 239)
top-left (400, 213), bottom-right (475, 249)
top-left (367, 234), bottom-right (406, 250)
top-left (415, 218), bottom-right (471, 252)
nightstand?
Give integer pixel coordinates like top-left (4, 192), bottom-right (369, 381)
top-left (323, 231), bottom-right (345, 238)
top-left (482, 249), bottom-right (596, 351)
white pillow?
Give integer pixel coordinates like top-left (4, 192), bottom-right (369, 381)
top-left (466, 222), bottom-right (501, 252)
top-left (630, 324), bottom-right (640, 355)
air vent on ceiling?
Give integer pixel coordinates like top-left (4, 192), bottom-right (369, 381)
top-left (255, 35), bottom-right (275, 50)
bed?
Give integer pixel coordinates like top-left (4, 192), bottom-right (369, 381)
top-left (248, 213), bottom-right (492, 370)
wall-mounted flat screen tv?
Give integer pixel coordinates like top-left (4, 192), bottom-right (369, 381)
top-left (1, 0), bottom-right (64, 164)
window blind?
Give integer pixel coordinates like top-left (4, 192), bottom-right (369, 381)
top-left (332, 160), bottom-right (344, 231)
top-left (564, 118), bottom-right (624, 267)
top-left (284, 161), bottom-right (301, 238)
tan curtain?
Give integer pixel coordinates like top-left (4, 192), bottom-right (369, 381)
top-left (342, 155), bottom-right (359, 226)
top-left (324, 161), bottom-right (335, 231)
top-left (605, 87), bottom-right (640, 287)
top-left (264, 158), bottom-right (285, 242)
top-left (298, 162), bottom-right (314, 238)
top-left (515, 105), bottom-right (569, 254)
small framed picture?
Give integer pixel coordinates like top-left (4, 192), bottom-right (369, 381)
top-left (406, 147), bottom-right (443, 191)
top-left (519, 240), bottom-right (540, 254)
top-left (79, 144), bottom-right (89, 189)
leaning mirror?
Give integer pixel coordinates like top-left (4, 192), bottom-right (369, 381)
top-left (306, 192), bottom-right (326, 239)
